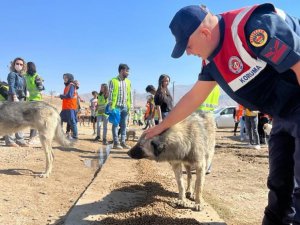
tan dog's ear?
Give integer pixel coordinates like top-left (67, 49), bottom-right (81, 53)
top-left (151, 139), bottom-right (165, 157)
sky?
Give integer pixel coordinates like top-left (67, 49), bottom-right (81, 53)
top-left (0, 0), bottom-right (299, 96)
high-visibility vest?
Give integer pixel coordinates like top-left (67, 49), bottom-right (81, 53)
top-left (197, 85), bottom-right (220, 112)
top-left (25, 73), bottom-right (42, 101)
top-left (245, 108), bottom-right (259, 117)
top-left (96, 94), bottom-right (108, 116)
top-left (62, 83), bottom-right (77, 110)
top-left (110, 77), bottom-right (131, 109)
top-left (235, 104), bottom-right (244, 121)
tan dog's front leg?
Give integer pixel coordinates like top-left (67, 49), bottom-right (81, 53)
top-left (171, 163), bottom-right (188, 208)
top-left (39, 136), bottom-right (53, 178)
top-left (184, 164), bottom-right (193, 199)
top-left (194, 162), bottom-right (206, 211)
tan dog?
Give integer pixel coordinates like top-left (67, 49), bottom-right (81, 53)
top-left (78, 108), bottom-right (91, 126)
top-left (0, 101), bottom-right (73, 177)
top-left (127, 113), bottom-right (215, 211)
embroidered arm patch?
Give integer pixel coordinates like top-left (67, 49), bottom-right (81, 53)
top-left (260, 37), bottom-right (291, 65)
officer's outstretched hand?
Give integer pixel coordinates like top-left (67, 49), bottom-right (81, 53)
top-left (143, 124), bottom-right (165, 139)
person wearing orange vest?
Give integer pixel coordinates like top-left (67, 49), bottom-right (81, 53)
top-left (145, 85), bottom-right (160, 125)
top-left (143, 95), bottom-right (155, 130)
top-left (233, 104), bottom-right (244, 136)
top-left (59, 73), bottom-right (78, 140)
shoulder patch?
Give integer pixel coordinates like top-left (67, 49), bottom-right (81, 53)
top-left (260, 37), bottom-right (291, 65)
top-left (249, 29), bottom-right (268, 47)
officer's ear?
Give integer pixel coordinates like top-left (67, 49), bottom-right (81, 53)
top-left (199, 27), bottom-right (212, 41)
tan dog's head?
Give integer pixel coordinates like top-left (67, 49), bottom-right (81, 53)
top-left (127, 134), bottom-right (165, 160)
top-left (263, 123), bottom-right (272, 135)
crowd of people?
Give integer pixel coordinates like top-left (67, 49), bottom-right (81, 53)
top-left (0, 57), bottom-right (45, 147)
top-left (0, 60), bottom-right (134, 149)
top-left (0, 58), bottom-right (175, 150)
top-left (233, 105), bottom-right (272, 149)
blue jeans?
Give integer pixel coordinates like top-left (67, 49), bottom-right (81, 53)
top-left (245, 115), bottom-right (259, 145)
top-left (5, 96), bottom-right (26, 145)
top-left (62, 119), bottom-right (78, 139)
top-left (112, 106), bottom-right (128, 144)
top-left (69, 119), bottom-right (78, 139)
top-left (96, 115), bottom-right (108, 140)
top-left (239, 117), bottom-right (247, 139)
top-left (162, 111), bottom-right (169, 120)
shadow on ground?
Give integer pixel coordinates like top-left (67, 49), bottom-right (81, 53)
top-left (93, 216), bottom-right (227, 225)
top-left (0, 168), bottom-right (39, 176)
top-left (52, 181), bottom-right (186, 225)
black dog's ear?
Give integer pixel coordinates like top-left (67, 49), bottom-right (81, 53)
top-left (151, 139), bottom-right (165, 157)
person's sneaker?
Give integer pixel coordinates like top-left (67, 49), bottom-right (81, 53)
top-left (28, 137), bottom-right (39, 145)
top-left (6, 143), bottom-right (18, 147)
top-left (68, 136), bottom-right (73, 140)
top-left (253, 145), bottom-right (261, 150)
top-left (94, 136), bottom-right (101, 142)
top-left (102, 139), bottom-right (108, 145)
top-left (113, 143), bottom-right (123, 149)
top-left (71, 136), bottom-right (79, 142)
top-left (121, 142), bottom-right (131, 149)
top-left (18, 142), bottom-right (29, 147)
top-left (240, 137), bottom-right (245, 141)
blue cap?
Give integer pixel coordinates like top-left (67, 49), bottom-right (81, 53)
top-left (169, 5), bottom-right (208, 58)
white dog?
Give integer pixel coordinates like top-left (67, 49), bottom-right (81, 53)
top-left (263, 123), bottom-right (272, 136)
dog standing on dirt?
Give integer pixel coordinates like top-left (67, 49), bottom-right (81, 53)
top-left (263, 123), bottom-right (272, 136)
top-left (0, 101), bottom-right (73, 177)
top-left (127, 113), bottom-right (215, 211)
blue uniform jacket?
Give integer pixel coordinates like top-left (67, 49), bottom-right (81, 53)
top-left (199, 4), bottom-right (300, 116)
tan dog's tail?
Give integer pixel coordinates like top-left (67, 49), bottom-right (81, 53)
top-left (54, 117), bottom-right (74, 147)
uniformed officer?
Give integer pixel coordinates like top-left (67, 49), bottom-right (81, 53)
top-left (145, 4), bottom-right (300, 225)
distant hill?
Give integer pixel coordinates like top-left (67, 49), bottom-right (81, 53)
top-left (43, 93), bottom-right (90, 110)
top-left (77, 84), bottom-right (237, 109)
top-left (133, 84), bottom-right (237, 108)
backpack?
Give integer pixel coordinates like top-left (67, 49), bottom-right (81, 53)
top-left (0, 81), bottom-right (9, 100)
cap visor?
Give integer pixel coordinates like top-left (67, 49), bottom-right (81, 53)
top-left (171, 39), bottom-right (188, 58)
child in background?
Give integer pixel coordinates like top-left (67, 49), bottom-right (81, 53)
top-left (137, 108), bottom-right (144, 126)
top-left (90, 91), bottom-right (98, 135)
top-left (132, 110), bottom-right (138, 125)
top-left (143, 95), bottom-right (155, 130)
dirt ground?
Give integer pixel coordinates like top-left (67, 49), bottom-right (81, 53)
top-left (204, 130), bottom-right (269, 225)
top-left (0, 98), bottom-right (269, 225)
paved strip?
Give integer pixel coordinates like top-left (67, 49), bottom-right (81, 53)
top-left (65, 146), bottom-right (226, 225)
